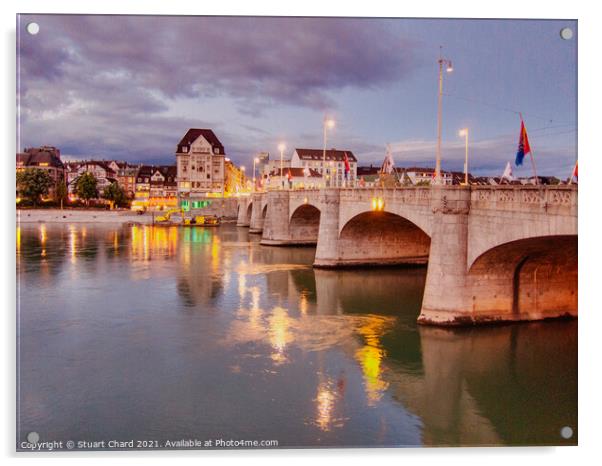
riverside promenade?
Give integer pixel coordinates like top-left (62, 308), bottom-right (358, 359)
top-left (17, 209), bottom-right (155, 224)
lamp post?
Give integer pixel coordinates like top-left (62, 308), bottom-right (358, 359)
top-left (459, 128), bottom-right (469, 185)
top-left (253, 157), bottom-right (259, 192)
top-left (240, 166), bottom-right (246, 192)
top-left (435, 48), bottom-right (453, 185)
top-left (322, 117), bottom-right (335, 188)
top-left (278, 143), bottom-right (286, 190)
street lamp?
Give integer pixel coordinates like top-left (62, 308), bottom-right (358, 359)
top-left (459, 128), bottom-right (469, 185)
top-left (278, 143), bottom-right (286, 190)
top-left (435, 47), bottom-right (453, 185)
top-left (240, 165), bottom-right (246, 192)
top-left (322, 117), bottom-right (335, 188)
top-left (253, 157), bottom-right (260, 192)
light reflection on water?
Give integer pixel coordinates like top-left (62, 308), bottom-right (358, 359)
top-left (17, 223), bottom-right (577, 448)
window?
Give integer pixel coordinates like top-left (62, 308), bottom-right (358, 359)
top-left (207, 174), bottom-right (210, 179)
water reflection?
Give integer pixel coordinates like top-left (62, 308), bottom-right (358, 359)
top-left (17, 223), bottom-right (577, 448)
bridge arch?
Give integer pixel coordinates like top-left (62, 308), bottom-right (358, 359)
top-left (468, 235), bottom-right (577, 321)
top-left (336, 210), bottom-right (431, 266)
top-left (288, 204), bottom-right (321, 244)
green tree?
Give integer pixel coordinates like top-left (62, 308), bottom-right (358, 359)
top-left (16, 168), bottom-right (54, 206)
top-left (55, 180), bottom-right (68, 209)
top-left (76, 172), bottom-right (98, 206)
top-left (102, 182), bottom-right (128, 208)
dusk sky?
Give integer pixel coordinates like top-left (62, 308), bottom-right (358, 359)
top-left (17, 15), bottom-right (577, 176)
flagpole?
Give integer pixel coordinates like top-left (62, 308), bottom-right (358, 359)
top-left (520, 113), bottom-right (539, 185)
top-left (568, 161), bottom-right (577, 185)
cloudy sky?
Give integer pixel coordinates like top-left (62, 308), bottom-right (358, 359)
top-left (17, 15), bottom-right (577, 176)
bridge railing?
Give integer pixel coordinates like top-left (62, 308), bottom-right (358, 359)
top-left (338, 187), bottom-right (432, 206)
top-left (470, 185), bottom-right (577, 213)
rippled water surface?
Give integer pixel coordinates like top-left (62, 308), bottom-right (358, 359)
top-left (17, 223), bottom-right (577, 448)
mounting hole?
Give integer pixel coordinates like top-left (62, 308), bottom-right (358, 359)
top-left (560, 426), bottom-right (573, 439)
top-left (27, 431), bottom-right (40, 444)
top-left (26, 22), bottom-right (40, 35)
top-left (560, 28), bottom-right (573, 40)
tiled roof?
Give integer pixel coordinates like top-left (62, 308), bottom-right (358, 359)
top-left (16, 147), bottom-right (64, 169)
top-left (357, 166), bottom-right (380, 176)
top-left (177, 128), bottom-right (225, 154)
top-left (295, 148), bottom-right (357, 162)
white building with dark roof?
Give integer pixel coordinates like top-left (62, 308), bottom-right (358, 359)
top-left (290, 148), bottom-right (357, 187)
top-left (175, 128), bottom-right (226, 199)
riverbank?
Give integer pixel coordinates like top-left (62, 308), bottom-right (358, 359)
top-left (17, 209), bottom-right (155, 224)
top-left (17, 206), bottom-right (241, 224)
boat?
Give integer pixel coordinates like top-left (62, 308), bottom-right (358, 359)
top-left (182, 215), bottom-right (221, 227)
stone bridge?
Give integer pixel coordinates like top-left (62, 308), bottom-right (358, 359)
top-left (237, 186), bottom-right (577, 326)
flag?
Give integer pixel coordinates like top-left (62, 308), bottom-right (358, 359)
top-left (501, 161), bottom-right (514, 180)
top-left (381, 145), bottom-right (395, 174)
top-left (515, 119), bottom-right (531, 166)
top-left (343, 152), bottom-right (351, 179)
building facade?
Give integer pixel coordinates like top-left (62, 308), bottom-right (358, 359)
top-left (265, 167), bottom-right (322, 190)
top-left (175, 129), bottom-right (226, 203)
top-left (65, 161), bottom-right (117, 195)
top-left (16, 146), bottom-right (66, 195)
top-left (224, 159), bottom-right (246, 195)
top-left (399, 167), bottom-right (453, 185)
top-left (290, 148), bottom-right (357, 187)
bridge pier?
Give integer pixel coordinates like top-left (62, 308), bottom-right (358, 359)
top-left (418, 187), bottom-right (472, 325)
top-left (236, 196), bottom-right (252, 227)
top-left (249, 193), bottom-right (266, 234)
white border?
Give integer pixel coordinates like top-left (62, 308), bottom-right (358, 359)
top-left (2, 1), bottom-right (600, 464)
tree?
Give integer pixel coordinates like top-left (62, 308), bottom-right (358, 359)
top-left (76, 172), bottom-right (98, 206)
top-left (102, 182), bottom-right (127, 209)
top-left (55, 180), bottom-right (68, 210)
top-left (16, 168), bottom-right (54, 206)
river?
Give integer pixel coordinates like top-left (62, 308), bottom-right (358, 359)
top-left (16, 223), bottom-right (577, 449)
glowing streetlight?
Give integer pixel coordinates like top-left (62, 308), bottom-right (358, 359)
top-left (253, 156), bottom-right (260, 192)
top-left (278, 143), bottom-right (286, 190)
top-left (322, 117), bottom-right (335, 188)
top-left (459, 128), bottom-right (469, 185)
top-left (435, 47), bottom-right (453, 185)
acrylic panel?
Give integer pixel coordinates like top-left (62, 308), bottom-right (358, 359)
top-left (16, 15), bottom-right (577, 451)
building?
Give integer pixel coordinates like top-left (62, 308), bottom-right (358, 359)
top-left (356, 165), bottom-right (381, 187)
top-left (65, 160), bottom-right (117, 195)
top-left (116, 163), bottom-right (140, 198)
top-left (260, 155), bottom-right (291, 179)
top-left (255, 151), bottom-right (270, 175)
top-left (132, 165), bottom-right (178, 211)
top-left (224, 159), bottom-right (246, 195)
top-left (290, 148), bottom-right (357, 187)
top-left (265, 167), bottom-right (323, 190)
top-left (175, 129), bottom-right (226, 204)
top-left (16, 146), bottom-right (66, 194)
top-left (398, 167), bottom-right (453, 185)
